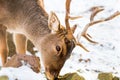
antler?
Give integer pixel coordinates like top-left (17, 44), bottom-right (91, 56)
top-left (90, 6), bottom-right (104, 21)
top-left (65, 0), bottom-right (74, 40)
top-left (65, 0), bottom-right (89, 52)
top-left (79, 6), bottom-right (120, 44)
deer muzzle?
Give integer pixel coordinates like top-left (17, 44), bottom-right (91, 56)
top-left (45, 68), bottom-right (60, 80)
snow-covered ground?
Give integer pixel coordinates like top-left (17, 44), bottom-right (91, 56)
top-left (0, 0), bottom-right (120, 80)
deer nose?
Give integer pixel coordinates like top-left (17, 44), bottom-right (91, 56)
top-left (46, 76), bottom-right (59, 80)
top-left (45, 69), bottom-right (59, 80)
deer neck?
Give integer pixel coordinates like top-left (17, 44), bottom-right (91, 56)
top-left (23, 15), bottom-right (51, 46)
top-left (16, 0), bottom-right (51, 45)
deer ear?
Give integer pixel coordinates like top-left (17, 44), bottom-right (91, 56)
top-left (48, 11), bottom-right (60, 33)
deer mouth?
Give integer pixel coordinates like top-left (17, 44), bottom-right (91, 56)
top-left (45, 67), bottom-right (60, 80)
top-left (47, 77), bottom-right (58, 80)
top-left (46, 72), bottom-right (59, 80)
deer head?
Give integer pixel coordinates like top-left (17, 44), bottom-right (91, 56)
top-left (40, 11), bottom-right (76, 79)
top-left (38, 0), bottom-right (86, 79)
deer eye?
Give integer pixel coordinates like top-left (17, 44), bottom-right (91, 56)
top-left (56, 45), bottom-right (61, 52)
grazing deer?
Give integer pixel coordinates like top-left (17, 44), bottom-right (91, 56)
top-left (0, 0), bottom-right (120, 80)
top-left (0, 0), bottom-right (87, 80)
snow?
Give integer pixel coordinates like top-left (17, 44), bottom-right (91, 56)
top-left (0, 0), bottom-right (120, 80)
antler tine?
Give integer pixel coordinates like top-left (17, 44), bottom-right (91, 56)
top-left (69, 16), bottom-right (82, 20)
top-left (65, 0), bottom-right (74, 40)
top-left (65, 0), bottom-right (71, 30)
top-left (80, 11), bottom-right (120, 44)
top-left (76, 43), bottom-right (89, 52)
top-left (90, 6), bottom-right (104, 21)
top-left (105, 11), bottom-right (120, 21)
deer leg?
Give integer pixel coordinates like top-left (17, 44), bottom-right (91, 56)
top-left (0, 24), bottom-right (8, 65)
top-left (13, 34), bottom-right (27, 54)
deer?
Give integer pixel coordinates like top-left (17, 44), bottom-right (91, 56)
top-left (0, 0), bottom-right (120, 80)
top-left (0, 0), bottom-right (87, 80)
